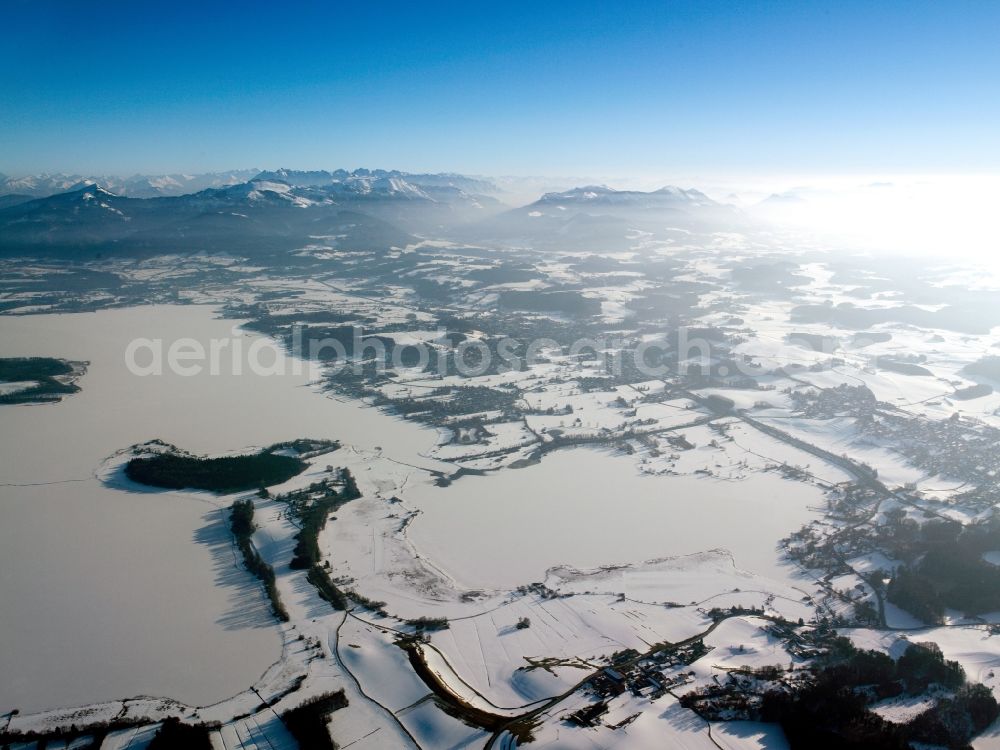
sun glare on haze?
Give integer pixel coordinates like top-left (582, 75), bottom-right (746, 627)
top-left (742, 174), bottom-right (1000, 270)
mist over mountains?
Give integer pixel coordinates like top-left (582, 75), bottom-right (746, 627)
top-left (0, 168), bottom-right (498, 201)
top-left (0, 170), bottom-right (261, 201)
top-left (0, 168), bottom-right (749, 258)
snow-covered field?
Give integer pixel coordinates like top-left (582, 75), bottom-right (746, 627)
top-left (404, 447), bottom-right (824, 589)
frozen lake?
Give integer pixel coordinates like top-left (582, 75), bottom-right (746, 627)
top-left (0, 305), bottom-right (438, 713)
top-left (405, 447), bottom-right (822, 590)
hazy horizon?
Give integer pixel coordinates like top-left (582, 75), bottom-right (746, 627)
top-left (3, 165), bottom-right (996, 262)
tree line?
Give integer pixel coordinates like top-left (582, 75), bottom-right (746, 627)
top-left (230, 498), bottom-right (289, 622)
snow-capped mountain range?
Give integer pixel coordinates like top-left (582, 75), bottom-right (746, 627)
top-left (0, 171), bottom-right (504, 256)
top-left (0, 170), bottom-right (261, 200)
top-left (0, 168), bottom-right (498, 201)
top-left (0, 172), bottom-right (748, 258)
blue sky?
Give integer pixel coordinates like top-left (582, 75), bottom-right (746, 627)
top-left (2, 0), bottom-right (999, 177)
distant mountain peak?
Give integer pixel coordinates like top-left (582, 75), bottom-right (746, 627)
top-left (253, 168), bottom-right (334, 186)
top-left (70, 182), bottom-right (118, 198)
top-left (539, 185), bottom-right (614, 200)
top-left (535, 184), bottom-right (717, 207)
